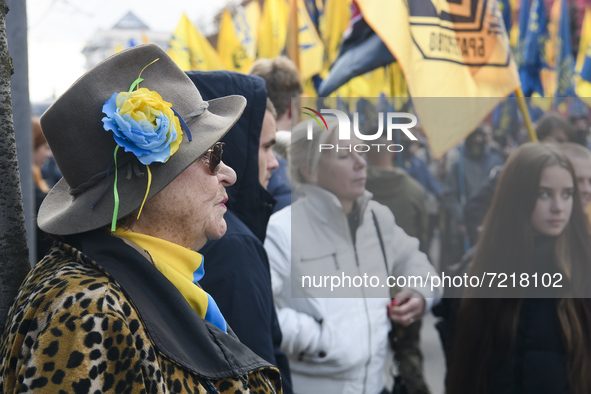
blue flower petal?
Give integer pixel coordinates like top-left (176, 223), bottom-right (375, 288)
top-left (101, 91), bottom-right (181, 166)
top-left (102, 93), bottom-right (118, 117)
top-left (136, 144), bottom-right (172, 165)
top-left (101, 117), bottom-right (118, 134)
top-left (113, 134), bottom-right (151, 156)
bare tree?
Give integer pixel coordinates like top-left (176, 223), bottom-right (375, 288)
top-left (0, 0), bottom-right (31, 330)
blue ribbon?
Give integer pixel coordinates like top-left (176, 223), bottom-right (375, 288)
top-left (172, 108), bottom-right (193, 142)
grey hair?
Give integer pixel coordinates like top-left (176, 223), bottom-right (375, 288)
top-left (273, 130), bottom-right (291, 159)
top-left (289, 117), bottom-right (339, 186)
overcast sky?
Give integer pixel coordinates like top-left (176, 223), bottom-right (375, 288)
top-left (27, 0), bottom-right (231, 102)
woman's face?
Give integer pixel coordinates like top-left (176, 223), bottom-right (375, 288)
top-left (133, 154), bottom-right (236, 251)
top-left (569, 156), bottom-right (591, 210)
top-left (316, 139), bottom-right (367, 207)
top-left (531, 165), bottom-right (574, 237)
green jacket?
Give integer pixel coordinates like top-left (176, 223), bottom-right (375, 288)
top-left (366, 166), bottom-right (429, 252)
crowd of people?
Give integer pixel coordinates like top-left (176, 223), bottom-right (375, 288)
top-left (2, 42), bottom-right (591, 394)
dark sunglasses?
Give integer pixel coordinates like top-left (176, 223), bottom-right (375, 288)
top-left (204, 142), bottom-right (224, 175)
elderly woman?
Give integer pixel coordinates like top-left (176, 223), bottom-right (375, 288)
top-left (0, 44), bottom-right (281, 393)
top-left (264, 118), bottom-right (441, 393)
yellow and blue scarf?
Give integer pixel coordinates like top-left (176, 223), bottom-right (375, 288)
top-left (113, 228), bottom-right (227, 333)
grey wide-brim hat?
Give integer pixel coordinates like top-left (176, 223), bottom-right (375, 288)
top-left (38, 43), bottom-right (246, 235)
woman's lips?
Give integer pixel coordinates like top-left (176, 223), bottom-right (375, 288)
top-left (548, 219), bottom-right (564, 226)
top-left (219, 197), bottom-right (228, 208)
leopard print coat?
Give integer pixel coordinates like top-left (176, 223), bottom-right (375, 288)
top-left (0, 232), bottom-right (282, 394)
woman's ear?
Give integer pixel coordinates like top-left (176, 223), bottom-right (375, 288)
top-left (300, 164), bottom-right (317, 184)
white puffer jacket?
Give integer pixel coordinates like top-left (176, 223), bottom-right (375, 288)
top-left (264, 185), bottom-right (441, 394)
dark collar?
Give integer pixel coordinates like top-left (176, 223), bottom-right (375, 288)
top-left (64, 229), bottom-right (271, 379)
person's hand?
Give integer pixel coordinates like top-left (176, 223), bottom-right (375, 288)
top-left (387, 288), bottom-right (425, 326)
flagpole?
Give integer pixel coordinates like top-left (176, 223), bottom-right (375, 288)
top-left (286, 0), bottom-right (300, 71)
top-left (515, 87), bottom-right (539, 142)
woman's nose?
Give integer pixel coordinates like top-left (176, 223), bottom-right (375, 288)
top-left (551, 196), bottom-right (565, 212)
top-left (353, 151), bottom-right (367, 169)
top-left (218, 161), bottom-right (237, 186)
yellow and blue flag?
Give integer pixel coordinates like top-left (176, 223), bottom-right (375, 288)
top-left (304, 0), bottom-right (322, 30)
top-left (234, 2), bottom-right (261, 61)
top-left (575, 7), bottom-right (591, 73)
top-left (218, 9), bottom-right (251, 72)
top-left (295, 0), bottom-right (325, 80)
top-left (575, 7), bottom-right (591, 104)
top-left (509, 0), bottom-right (522, 48)
top-left (499, 0), bottom-right (513, 33)
top-left (258, 0), bottom-right (289, 59)
top-left (321, 0), bottom-right (351, 66)
top-left (518, 0), bottom-right (546, 96)
top-left (492, 95), bottom-right (519, 138)
top-left (514, 0), bottom-right (529, 67)
top-left (553, 0), bottom-right (575, 105)
top-left (168, 13), bottom-right (223, 71)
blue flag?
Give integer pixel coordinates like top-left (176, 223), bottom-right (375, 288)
top-left (499, 0), bottom-right (512, 33)
top-left (519, 0), bottom-right (546, 96)
top-left (514, 0), bottom-right (530, 67)
top-left (555, 0), bottom-right (575, 102)
top-left (492, 94), bottom-right (518, 138)
top-left (317, 3), bottom-right (395, 96)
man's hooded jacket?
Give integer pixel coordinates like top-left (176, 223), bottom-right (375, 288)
top-left (186, 70), bottom-right (292, 394)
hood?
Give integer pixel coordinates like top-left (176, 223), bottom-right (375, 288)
top-left (186, 71), bottom-right (275, 242)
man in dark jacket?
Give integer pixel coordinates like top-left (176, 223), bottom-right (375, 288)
top-left (186, 71), bottom-right (292, 393)
top-left (249, 57), bottom-right (303, 213)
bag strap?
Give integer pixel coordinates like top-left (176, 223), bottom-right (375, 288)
top-left (371, 210), bottom-right (389, 275)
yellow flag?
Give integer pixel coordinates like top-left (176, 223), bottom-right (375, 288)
top-left (330, 68), bottom-right (380, 99)
top-left (322, 0), bottom-right (352, 66)
top-left (575, 8), bottom-right (591, 105)
top-left (218, 10), bottom-right (251, 72)
top-left (168, 13), bottom-right (223, 71)
top-left (302, 78), bottom-right (318, 97)
top-left (295, 0), bottom-right (325, 80)
top-left (356, 0), bottom-right (520, 159)
top-left (234, 2), bottom-right (261, 60)
top-left (142, 32), bottom-right (150, 44)
top-left (258, 0), bottom-right (289, 58)
top-left (576, 8), bottom-right (591, 73)
top-left (333, 64), bottom-right (405, 102)
top-left (541, 0), bottom-right (561, 98)
top-left (112, 43), bottom-right (123, 54)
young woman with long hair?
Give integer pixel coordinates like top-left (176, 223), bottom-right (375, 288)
top-left (445, 143), bottom-right (591, 394)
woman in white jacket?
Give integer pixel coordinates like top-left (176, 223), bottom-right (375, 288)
top-left (264, 117), bottom-right (442, 394)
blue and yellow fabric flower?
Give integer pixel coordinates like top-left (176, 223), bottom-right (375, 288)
top-left (102, 88), bottom-right (183, 165)
top-left (97, 58), bottom-right (193, 231)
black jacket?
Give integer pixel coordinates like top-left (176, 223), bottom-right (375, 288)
top-left (186, 70), bottom-right (292, 394)
top-left (435, 237), bottom-right (569, 394)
